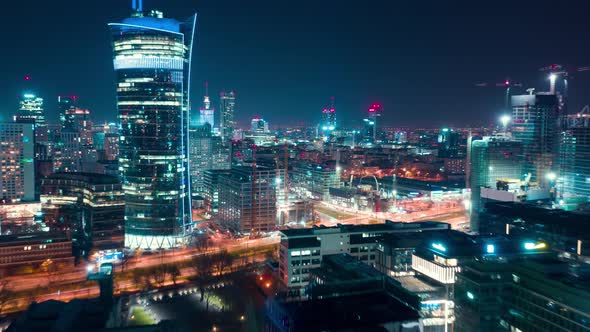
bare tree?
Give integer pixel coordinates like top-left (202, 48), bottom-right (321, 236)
top-left (151, 266), bottom-right (166, 287)
top-left (166, 264), bottom-right (181, 285)
top-left (191, 254), bottom-right (214, 301)
top-left (213, 249), bottom-right (234, 276)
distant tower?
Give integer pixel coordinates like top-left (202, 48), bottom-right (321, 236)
top-left (364, 103), bottom-right (382, 142)
top-left (198, 81), bottom-right (215, 128)
top-left (320, 97), bottom-right (336, 136)
top-left (15, 93), bottom-right (45, 127)
top-left (219, 91), bottom-right (236, 141)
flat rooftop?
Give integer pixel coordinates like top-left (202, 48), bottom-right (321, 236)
top-left (45, 172), bottom-right (120, 185)
top-left (275, 291), bottom-right (420, 331)
top-left (280, 220), bottom-right (450, 238)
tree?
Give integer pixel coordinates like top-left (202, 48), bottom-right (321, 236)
top-left (191, 254), bottom-right (214, 301)
top-left (151, 266), bottom-right (166, 287)
top-left (213, 249), bottom-right (234, 276)
top-left (166, 264), bottom-right (181, 285)
top-left (0, 280), bottom-right (13, 316)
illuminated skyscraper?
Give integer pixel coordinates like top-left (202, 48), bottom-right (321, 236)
top-left (198, 81), bottom-right (214, 128)
top-left (251, 117), bottom-right (269, 133)
top-left (219, 91), bottom-right (236, 141)
top-left (15, 93), bottom-right (45, 127)
top-left (468, 135), bottom-right (523, 233)
top-left (511, 94), bottom-right (560, 186)
top-left (189, 123), bottom-right (212, 196)
top-left (320, 97), bottom-right (336, 136)
top-left (0, 122), bottom-right (35, 202)
top-left (109, 5), bottom-right (196, 249)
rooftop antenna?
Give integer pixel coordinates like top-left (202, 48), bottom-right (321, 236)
top-left (205, 81), bottom-right (209, 96)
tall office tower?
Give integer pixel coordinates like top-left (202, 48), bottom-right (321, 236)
top-left (109, 5), bottom-right (196, 249)
top-left (438, 127), bottom-right (461, 158)
top-left (251, 117), bottom-right (269, 133)
top-left (15, 93), bottom-right (45, 127)
top-left (362, 103), bottom-right (382, 142)
top-left (211, 136), bottom-right (231, 169)
top-left (16, 93), bottom-right (47, 144)
top-left (219, 90), bottom-right (236, 141)
top-left (198, 81), bottom-right (214, 128)
top-left (320, 97), bottom-right (337, 136)
top-left (218, 166), bottom-right (278, 233)
top-left (189, 123), bottom-right (212, 196)
top-left (468, 135), bottom-right (522, 233)
top-left (511, 94), bottom-right (560, 187)
top-left (0, 123), bottom-right (35, 202)
top-left (558, 111), bottom-right (590, 209)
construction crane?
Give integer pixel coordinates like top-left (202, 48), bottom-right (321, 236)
top-left (539, 64), bottom-right (590, 95)
top-left (475, 78), bottom-right (523, 111)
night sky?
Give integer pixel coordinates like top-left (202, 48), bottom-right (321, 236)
top-left (1, 0), bottom-right (589, 128)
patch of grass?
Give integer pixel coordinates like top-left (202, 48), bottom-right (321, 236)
top-left (129, 307), bottom-right (156, 326)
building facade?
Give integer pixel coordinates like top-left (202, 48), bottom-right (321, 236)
top-left (219, 91), bottom-right (236, 141)
top-left (278, 221), bottom-right (450, 288)
top-left (41, 172), bottom-right (124, 256)
top-left (511, 94), bottom-right (560, 186)
top-left (189, 123), bottom-right (212, 196)
top-left (468, 135), bottom-right (523, 233)
top-left (0, 122), bottom-right (35, 202)
top-left (109, 9), bottom-right (196, 249)
top-left (218, 166), bottom-right (278, 233)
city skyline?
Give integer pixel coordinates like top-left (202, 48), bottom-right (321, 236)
top-left (1, 0), bottom-right (589, 128)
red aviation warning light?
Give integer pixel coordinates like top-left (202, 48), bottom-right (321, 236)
top-left (329, 107), bottom-right (335, 113)
top-left (322, 108), bottom-right (328, 113)
top-left (24, 75), bottom-right (31, 81)
top-left (368, 103), bottom-right (382, 113)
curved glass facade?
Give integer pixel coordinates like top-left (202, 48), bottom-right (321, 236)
top-left (109, 12), bottom-right (196, 250)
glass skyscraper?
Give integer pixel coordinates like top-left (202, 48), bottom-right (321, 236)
top-left (219, 91), bottom-right (236, 141)
top-left (109, 8), bottom-right (196, 250)
top-left (468, 135), bottom-right (523, 233)
top-left (511, 94), bottom-right (560, 186)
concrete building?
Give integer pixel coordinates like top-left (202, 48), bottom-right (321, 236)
top-left (0, 122), bottom-right (35, 202)
top-left (278, 221), bottom-right (450, 288)
top-left (203, 169), bottom-right (232, 216)
top-left (218, 166), bottom-right (278, 233)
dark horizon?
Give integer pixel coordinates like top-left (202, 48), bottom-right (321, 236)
top-left (1, 0), bottom-right (589, 128)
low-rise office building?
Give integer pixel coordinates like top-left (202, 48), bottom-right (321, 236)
top-left (278, 221), bottom-right (450, 288)
top-left (0, 233), bottom-right (73, 270)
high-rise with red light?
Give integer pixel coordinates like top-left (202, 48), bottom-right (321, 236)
top-left (365, 103), bottom-right (382, 142)
top-left (320, 97), bottom-right (336, 137)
